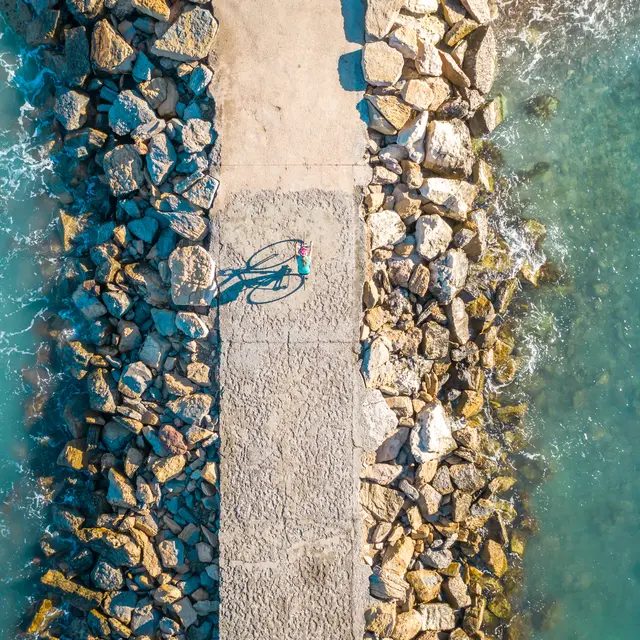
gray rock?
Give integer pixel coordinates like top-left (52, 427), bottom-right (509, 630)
top-left (139, 332), bottom-right (170, 370)
top-left (365, 0), bottom-right (404, 39)
top-left (146, 133), bottom-right (176, 185)
top-left (151, 6), bottom-right (218, 61)
top-left (363, 388), bottom-right (399, 449)
top-left (422, 321), bottom-right (450, 359)
top-left (361, 463), bottom-right (403, 486)
top-left (463, 25), bottom-right (497, 95)
top-left (63, 26), bottom-right (90, 86)
top-left (167, 393), bottom-right (213, 424)
top-left (368, 210), bottom-right (406, 250)
top-left (417, 482), bottom-right (442, 515)
top-left (182, 118), bottom-right (214, 153)
top-left (109, 90), bottom-right (157, 136)
top-left (103, 145), bottom-right (144, 196)
top-left (410, 402), bottom-right (457, 464)
top-left (118, 361), bottom-right (153, 398)
top-left (130, 604), bottom-right (160, 636)
top-left (87, 369), bottom-right (118, 413)
top-left (461, 0), bottom-right (491, 24)
top-left (168, 245), bottom-right (217, 306)
top-left (424, 119), bottom-right (473, 178)
top-left (428, 249), bottom-right (468, 304)
top-left (418, 603), bottom-right (456, 630)
top-left (102, 289), bottom-right (132, 318)
top-left (78, 528), bottom-right (140, 568)
top-left (420, 177), bottom-right (478, 221)
top-left (54, 89), bottom-right (90, 130)
top-left (150, 308), bottom-right (177, 336)
top-left (415, 214), bottom-right (453, 262)
top-left (421, 547), bottom-right (454, 570)
top-left (158, 537), bottom-right (185, 568)
top-left (72, 280), bottom-right (107, 319)
top-left (107, 468), bottom-right (137, 509)
top-left (446, 297), bottom-right (470, 344)
top-left (170, 597), bottom-right (198, 629)
top-left (189, 64), bottom-right (213, 96)
top-left (155, 210), bottom-right (208, 242)
top-left (449, 463), bottom-right (485, 493)
top-left (91, 560), bottom-right (123, 591)
top-left (183, 175), bottom-right (219, 209)
top-left (175, 311), bottom-right (209, 339)
top-left (131, 0), bottom-right (170, 21)
top-left (132, 50), bottom-right (154, 82)
top-left (128, 216), bottom-right (159, 244)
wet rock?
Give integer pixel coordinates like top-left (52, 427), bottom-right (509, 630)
top-left (151, 6), bottom-right (218, 61)
top-left (57, 438), bottom-right (88, 470)
top-left (406, 569), bottom-right (442, 603)
top-left (428, 249), bottom-right (469, 304)
top-left (362, 41), bottom-right (405, 87)
top-left (91, 19), bottom-right (136, 74)
top-left (482, 539), bottom-right (508, 577)
top-left (109, 90), bottom-right (158, 136)
top-left (54, 89), bottom-right (90, 130)
top-left (419, 603), bottom-right (456, 630)
top-left (103, 145), bottom-right (144, 196)
top-left (410, 401), bottom-right (457, 463)
top-left (41, 570), bottom-right (103, 611)
top-left (424, 119), bottom-right (473, 178)
top-left (526, 93), bottom-right (560, 120)
top-left (63, 25), bottom-right (90, 86)
top-left (463, 25), bottom-right (497, 95)
top-left (361, 481), bottom-right (405, 522)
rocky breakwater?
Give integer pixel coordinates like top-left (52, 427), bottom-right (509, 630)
top-left (13, 0), bottom-right (223, 638)
top-left (358, 1), bottom-right (529, 639)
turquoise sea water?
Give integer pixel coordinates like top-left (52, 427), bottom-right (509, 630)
top-left (494, 1), bottom-right (640, 637)
top-left (0, 25), bottom-right (59, 637)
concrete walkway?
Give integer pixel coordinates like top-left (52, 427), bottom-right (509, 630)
top-left (212, 1), bottom-right (369, 638)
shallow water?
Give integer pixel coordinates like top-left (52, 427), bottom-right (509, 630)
top-left (494, 1), bottom-right (640, 637)
top-left (0, 24), bottom-right (59, 637)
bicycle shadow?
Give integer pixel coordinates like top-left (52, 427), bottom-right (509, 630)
top-left (217, 239), bottom-right (306, 306)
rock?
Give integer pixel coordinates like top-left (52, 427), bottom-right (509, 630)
top-left (392, 610), bottom-right (423, 640)
top-left (87, 368), bottom-right (118, 413)
top-left (107, 468), bottom-right (137, 509)
top-left (428, 249), bottom-right (468, 304)
top-left (389, 25), bottom-right (419, 59)
top-left (463, 25), bottom-right (497, 95)
top-left (158, 537), bottom-right (185, 568)
top-left (57, 438), bottom-right (88, 470)
top-left (176, 311), bottom-right (209, 339)
top-left (439, 50), bottom-right (470, 87)
top-left (130, 604), bottom-right (160, 636)
top-left (408, 263), bottom-right (430, 297)
top-left (154, 584), bottom-right (181, 605)
top-left (444, 18), bottom-right (479, 46)
top-left (424, 119), bottom-right (473, 178)
top-left (78, 528), bottom-right (141, 567)
top-left (397, 111), bottom-right (429, 163)
top-left (420, 177), bottom-right (477, 220)
top-left (183, 175), bottom-right (219, 209)
top-left (449, 463), bottom-right (485, 492)
top-left (103, 145), bottom-right (144, 196)
top-left (441, 0), bottom-right (467, 25)
top-left (118, 361), bottom-right (153, 398)
top-left (416, 482), bottom-right (441, 515)
top-left (109, 90), bottom-right (157, 137)
top-left (368, 210), bottom-right (406, 250)
top-left (402, 79), bottom-right (434, 111)
top-left (370, 567), bottom-right (410, 601)
top-left (91, 560), bottom-right (123, 591)
top-left (167, 393), bottom-right (212, 424)
top-left (443, 574), bottom-right (472, 609)
top-left (151, 6), bottom-right (218, 61)
top-left (41, 570), bottom-right (103, 611)
top-left (103, 590), bottom-right (137, 624)
top-left (526, 93), bottom-right (560, 120)
top-left (102, 290), bottom-right (131, 318)
top-left (405, 0), bottom-right (439, 12)
top-left (365, 0), bottom-right (404, 38)
top-left (415, 42), bottom-right (442, 76)
top-left (418, 603), bottom-right (456, 630)
top-left (91, 19), bottom-right (136, 74)
top-left (158, 425), bottom-right (188, 455)
top-left (156, 210), bottom-right (208, 242)
top-left (54, 89), bottom-right (90, 130)
top-left (461, 0), bottom-right (491, 24)
top-left (422, 321), bottom-right (450, 359)
top-left (169, 245), bottom-right (217, 306)
top-left (469, 95), bottom-right (503, 136)
top-left (366, 94), bottom-right (413, 131)
top-left (365, 602), bottom-right (396, 637)
top-left (152, 454), bottom-right (186, 483)
top-left (422, 546), bottom-right (453, 569)
top-left (388, 254), bottom-right (420, 288)
top-left (181, 118), bottom-right (214, 153)
top-left (170, 597), bottom-right (198, 628)
top-left (363, 389), bottom-right (399, 447)
top-left (362, 41), bottom-right (405, 87)
top-left (381, 536), bottom-right (415, 574)
top-left (360, 482), bottom-right (405, 522)
top-left (72, 280), bottom-right (107, 320)
top-left (406, 570), bottom-right (442, 603)
top-left (410, 402), bottom-right (456, 463)
top-left (128, 217), bottom-right (159, 244)
top-left (361, 463), bottom-right (403, 486)
top-left (446, 297), bottom-right (470, 344)
top-left (189, 64), bottom-right (214, 96)
top-left (415, 214), bottom-right (452, 261)
top-left (376, 427), bottom-right (410, 463)
top-left (131, 0), bottom-right (169, 21)
top-left (482, 539), bottom-right (508, 576)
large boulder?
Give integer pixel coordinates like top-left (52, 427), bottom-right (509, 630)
top-left (428, 248), bottom-right (468, 304)
top-left (463, 25), bottom-right (497, 95)
top-left (362, 389), bottom-right (399, 450)
top-left (418, 603), bottom-right (456, 631)
top-left (360, 482), bottom-right (405, 522)
top-left (168, 245), bottom-right (217, 306)
top-left (54, 89), bottom-right (90, 131)
top-left (461, 0), bottom-right (491, 24)
top-left (151, 6), bottom-right (218, 61)
top-left (91, 19), bottom-right (136, 74)
top-left (103, 145), bottom-right (144, 196)
top-left (41, 571), bottom-right (103, 611)
top-left (420, 177), bottom-right (477, 221)
top-left (368, 210), bottom-right (406, 250)
top-left (365, 0), bottom-right (404, 38)
top-left (415, 214), bottom-right (452, 261)
top-left (146, 133), bottom-right (176, 185)
top-left (362, 41), bottom-right (405, 87)
top-left (108, 90), bottom-right (158, 137)
top-left (424, 119), bottom-right (474, 177)
top-left (410, 401), bottom-right (457, 463)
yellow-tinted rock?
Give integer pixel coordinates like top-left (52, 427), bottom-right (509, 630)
top-left (482, 539), bottom-right (508, 577)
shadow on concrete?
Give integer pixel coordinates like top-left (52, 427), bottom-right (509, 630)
top-left (338, 0), bottom-right (369, 126)
top-left (217, 239), bottom-right (305, 306)
top-left (340, 0), bottom-right (365, 44)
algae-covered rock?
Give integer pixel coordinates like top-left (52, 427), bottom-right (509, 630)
top-left (526, 94), bottom-right (559, 120)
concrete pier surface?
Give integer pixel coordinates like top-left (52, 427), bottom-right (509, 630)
top-left (212, 0), bottom-right (370, 637)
